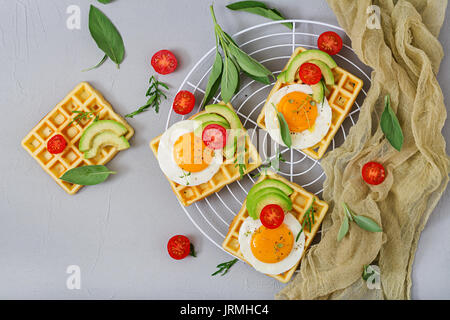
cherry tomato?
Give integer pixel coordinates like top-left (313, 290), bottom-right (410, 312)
top-left (362, 161), bottom-right (386, 185)
top-left (167, 235), bottom-right (191, 260)
top-left (47, 134), bottom-right (67, 154)
top-left (151, 50), bottom-right (178, 75)
top-left (173, 90), bottom-right (195, 115)
top-left (299, 62), bottom-right (322, 85)
top-left (202, 124), bottom-right (227, 150)
top-left (317, 31), bottom-right (343, 55)
top-left (260, 204), bottom-right (285, 229)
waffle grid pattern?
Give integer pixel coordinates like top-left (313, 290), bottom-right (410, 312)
top-left (257, 47), bottom-right (363, 160)
top-left (150, 103), bottom-right (262, 206)
top-left (222, 171), bottom-right (329, 283)
top-left (22, 82), bottom-right (134, 194)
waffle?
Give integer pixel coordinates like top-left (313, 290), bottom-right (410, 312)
top-left (257, 47), bottom-right (363, 160)
top-left (22, 82), bottom-right (134, 195)
top-left (222, 171), bottom-right (329, 283)
top-left (150, 103), bottom-right (262, 206)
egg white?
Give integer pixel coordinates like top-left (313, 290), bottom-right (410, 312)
top-left (157, 120), bottom-right (223, 186)
top-left (238, 213), bottom-right (305, 275)
top-left (265, 84), bottom-right (332, 149)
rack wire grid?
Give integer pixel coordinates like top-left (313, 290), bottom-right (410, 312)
top-left (165, 19), bottom-right (372, 253)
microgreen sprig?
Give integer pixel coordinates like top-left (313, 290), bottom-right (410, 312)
top-left (69, 110), bottom-right (98, 126)
top-left (212, 258), bottom-right (238, 276)
top-left (125, 75), bottom-right (168, 117)
top-left (295, 198), bottom-right (315, 242)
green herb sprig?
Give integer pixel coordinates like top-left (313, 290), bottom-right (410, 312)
top-left (272, 103), bottom-right (292, 148)
top-left (60, 165), bottom-right (116, 185)
top-left (295, 198), bottom-right (315, 242)
top-left (125, 76), bottom-right (168, 117)
top-left (189, 243), bottom-right (197, 257)
top-left (251, 151), bottom-right (285, 178)
top-left (337, 202), bottom-right (382, 241)
top-left (98, 0), bottom-right (113, 4)
top-left (202, 5), bottom-right (273, 107)
top-left (380, 94), bottom-right (404, 151)
top-left (212, 258), bottom-right (238, 276)
top-left (227, 1), bottom-right (293, 30)
top-left (68, 110), bottom-right (99, 126)
top-left (87, 5), bottom-right (125, 70)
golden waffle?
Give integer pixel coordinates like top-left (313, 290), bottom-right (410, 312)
top-left (22, 82), bottom-right (134, 195)
top-left (222, 171), bottom-right (329, 283)
top-left (257, 47), bottom-right (363, 160)
top-left (150, 103), bottom-right (262, 206)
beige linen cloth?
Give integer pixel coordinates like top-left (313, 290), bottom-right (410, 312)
top-left (277, 0), bottom-right (449, 300)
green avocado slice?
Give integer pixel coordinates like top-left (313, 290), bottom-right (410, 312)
top-left (79, 120), bottom-right (128, 152)
top-left (246, 187), bottom-right (292, 219)
top-left (308, 59), bottom-right (335, 86)
top-left (247, 179), bottom-right (293, 202)
top-left (285, 49), bottom-right (336, 83)
top-left (84, 131), bottom-right (130, 159)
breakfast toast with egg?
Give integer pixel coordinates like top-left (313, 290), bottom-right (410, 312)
top-left (222, 171), bottom-right (328, 283)
top-left (150, 102), bottom-right (262, 206)
top-left (22, 82), bottom-right (134, 195)
top-left (257, 47), bottom-right (363, 160)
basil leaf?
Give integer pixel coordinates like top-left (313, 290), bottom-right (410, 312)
top-left (244, 71), bottom-right (271, 85)
top-left (89, 5), bottom-right (125, 68)
top-left (342, 202), bottom-right (354, 221)
top-left (60, 165), bottom-right (116, 185)
top-left (277, 111), bottom-right (292, 148)
top-left (227, 1), bottom-right (292, 30)
top-left (202, 52), bottom-right (223, 107)
top-left (228, 43), bottom-right (272, 78)
top-left (352, 215), bottom-right (382, 232)
top-left (380, 95), bottom-right (403, 151)
top-left (337, 215), bottom-right (349, 241)
top-left (221, 57), bottom-right (239, 103)
top-left (82, 54), bottom-right (107, 72)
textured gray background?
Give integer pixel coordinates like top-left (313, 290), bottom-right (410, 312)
top-left (0, 0), bottom-right (449, 299)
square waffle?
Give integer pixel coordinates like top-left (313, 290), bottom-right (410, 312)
top-left (257, 47), bottom-right (363, 160)
top-left (222, 171), bottom-right (329, 283)
top-left (22, 82), bottom-right (134, 195)
top-left (150, 103), bottom-right (262, 207)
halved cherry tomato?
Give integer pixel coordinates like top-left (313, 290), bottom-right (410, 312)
top-left (202, 124), bottom-right (227, 150)
top-left (151, 50), bottom-right (178, 75)
top-left (173, 90), bottom-right (195, 115)
top-left (318, 31), bottom-right (343, 55)
top-left (167, 235), bottom-right (191, 260)
top-left (47, 134), bottom-right (67, 154)
top-left (260, 204), bottom-right (285, 229)
top-left (299, 62), bottom-right (322, 85)
top-left (362, 161), bottom-right (386, 185)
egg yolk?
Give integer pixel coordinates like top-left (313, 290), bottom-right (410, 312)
top-left (250, 224), bottom-right (294, 263)
top-left (277, 91), bottom-right (318, 132)
top-left (173, 132), bottom-right (214, 173)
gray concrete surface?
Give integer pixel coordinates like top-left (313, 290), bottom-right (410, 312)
top-left (0, 0), bottom-right (449, 299)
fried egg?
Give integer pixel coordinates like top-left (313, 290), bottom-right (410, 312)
top-left (265, 84), bottom-right (332, 149)
top-left (157, 120), bottom-right (223, 186)
top-left (238, 213), bottom-right (305, 275)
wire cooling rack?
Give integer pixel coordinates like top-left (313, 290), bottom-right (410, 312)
top-left (165, 19), bottom-right (372, 252)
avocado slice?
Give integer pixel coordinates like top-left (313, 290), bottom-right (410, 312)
top-left (193, 120), bottom-right (231, 138)
top-left (247, 188), bottom-right (293, 219)
top-left (285, 49), bottom-right (337, 83)
top-left (79, 120), bottom-right (128, 152)
top-left (84, 131), bottom-right (130, 159)
top-left (191, 112), bottom-right (230, 126)
top-left (247, 179), bottom-right (293, 202)
top-left (204, 104), bottom-right (243, 159)
top-left (308, 59), bottom-right (334, 85)
top-left (311, 80), bottom-right (325, 104)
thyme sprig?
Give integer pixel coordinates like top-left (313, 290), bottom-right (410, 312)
top-left (212, 258), bottom-right (238, 276)
top-left (125, 75), bottom-right (168, 117)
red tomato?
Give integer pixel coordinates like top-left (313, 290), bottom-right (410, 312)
top-left (167, 235), bottom-right (191, 260)
top-left (299, 63), bottom-right (322, 85)
top-left (151, 50), bottom-right (178, 75)
top-left (260, 204), bottom-right (285, 229)
top-left (202, 124), bottom-right (227, 150)
top-left (317, 31), bottom-right (343, 55)
top-left (47, 134), bottom-right (67, 154)
top-left (173, 90), bottom-right (195, 115)
top-left (362, 162), bottom-right (386, 185)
